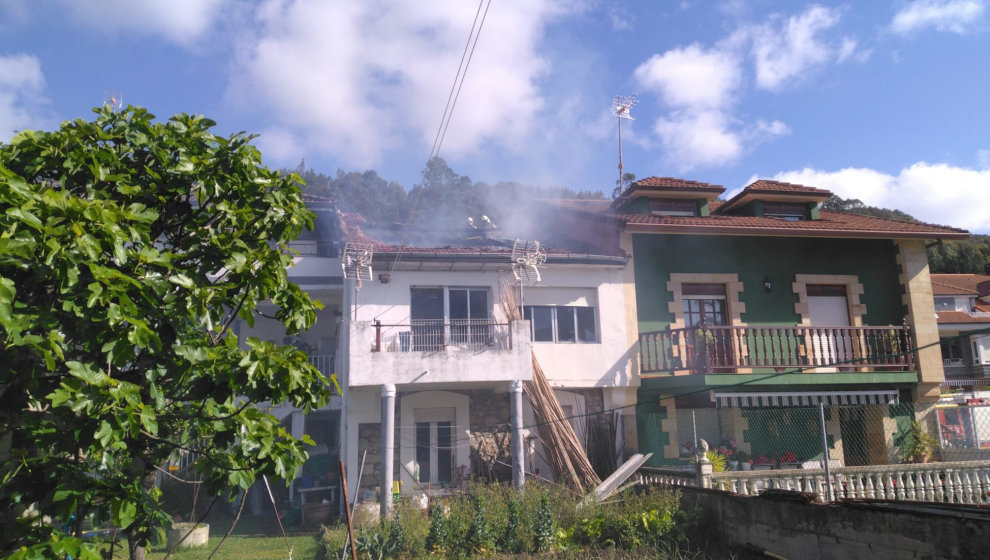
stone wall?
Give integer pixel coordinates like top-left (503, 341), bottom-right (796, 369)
top-left (356, 422), bottom-right (382, 499)
top-left (679, 486), bottom-right (990, 560)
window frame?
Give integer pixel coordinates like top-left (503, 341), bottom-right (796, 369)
top-left (523, 304), bottom-right (599, 344)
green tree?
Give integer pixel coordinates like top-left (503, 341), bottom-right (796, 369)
top-left (0, 107), bottom-right (330, 559)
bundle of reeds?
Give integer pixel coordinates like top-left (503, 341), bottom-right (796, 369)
top-left (498, 278), bottom-right (601, 492)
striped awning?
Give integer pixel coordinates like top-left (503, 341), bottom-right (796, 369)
top-left (713, 390), bottom-right (900, 408)
top-left (941, 379), bottom-right (990, 387)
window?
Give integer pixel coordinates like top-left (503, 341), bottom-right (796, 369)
top-left (414, 408), bottom-right (454, 485)
top-left (523, 305), bottom-right (598, 343)
top-left (649, 199), bottom-right (697, 217)
top-left (763, 202), bottom-right (806, 221)
top-left (681, 283), bottom-right (728, 327)
top-left (934, 297), bottom-right (955, 311)
top-left (410, 287), bottom-right (491, 350)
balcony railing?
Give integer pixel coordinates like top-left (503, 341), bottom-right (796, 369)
top-left (308, 354), bottom-right (337, 393)
top-left (373, 319), bottom-right (511, 352)
top-left (639, 324), bottom-right (913, 375)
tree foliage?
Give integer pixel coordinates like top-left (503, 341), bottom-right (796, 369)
top-left (297, 157), bottom-right (606, 232)
top-left (0, 107), bottom-right (330, 558)
top-left (821, 195), bottom-right (989, 274)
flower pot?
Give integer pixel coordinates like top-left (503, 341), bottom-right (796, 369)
top-left (166, 523), bottom-right (209, 550)
top-left (740, 462), bottom-right (752, 471)
top-left (728, 461), bottom-right (740, 471)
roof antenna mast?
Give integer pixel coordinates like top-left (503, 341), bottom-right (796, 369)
top-left (104, 89), bottom-right (123, 112)
top-left (611, 94), bottom-right (637, 196)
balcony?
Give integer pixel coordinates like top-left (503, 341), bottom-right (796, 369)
top-left (639, 324), bottom-right (914, 375)
top-left (372, 319), bottom-right (511, 352)
top-left (347, 320), bottom-right (532, 387)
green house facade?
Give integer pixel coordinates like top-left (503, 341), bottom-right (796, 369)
top-left (607, 177), bottom-right (968, 467)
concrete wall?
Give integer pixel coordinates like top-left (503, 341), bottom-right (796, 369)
top-left (679, 486), bottom-right (990, 560)
top-left (347, 320), bottom-right (532, 386)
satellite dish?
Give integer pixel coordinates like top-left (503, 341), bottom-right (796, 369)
top-left (510, 239), bottom-right (547, 283)
top-left (341, 243), bottom-right (374, 282)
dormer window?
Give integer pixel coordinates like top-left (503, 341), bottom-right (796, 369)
top-left (763, 202), bottom-right (807, 221)
top-left (649, 199), bottom-right (698, 217)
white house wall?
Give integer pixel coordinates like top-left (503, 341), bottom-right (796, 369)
top-left (527, 267), bottom-right (637, 389)
top-left (345, 265), bottom-right (636, 389)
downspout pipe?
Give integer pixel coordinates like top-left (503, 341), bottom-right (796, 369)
top-left (381, 383), bottom-right (396, 517)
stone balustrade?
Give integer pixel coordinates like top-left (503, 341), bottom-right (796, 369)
top-left (637, 467), bottom-right (698, 487)
top-left (710, 460), bottom-right (990, 504)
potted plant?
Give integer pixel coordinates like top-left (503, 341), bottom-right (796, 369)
top-left (775, 450), bottom-right (799, 469)
top-left (704, 449), bottom-right (728, 473)
top-left (894, 419), bottom-right (939, 463)
top-left (751, 455), bottom-right (773, 471)
top-left (735, 450), bottom-right (752, 471)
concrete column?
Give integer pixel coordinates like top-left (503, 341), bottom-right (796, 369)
top-left (380, 384), bottom-right (396, 517)
top-left (896, 239), bottom-right (944, 402)
top-left (510, 380), bottom-right (526, 490)
top-left (290, 411), bottom-right (305, 502)
top-left (696, 452), bottom-right (713, 489)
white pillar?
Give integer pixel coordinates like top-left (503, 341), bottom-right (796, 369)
top-left (510, 380), bottom-right (525, 490)
top-left (380, 384), bottom-right (396, 517)
top-left (290, 411), bottom-right (305, 502)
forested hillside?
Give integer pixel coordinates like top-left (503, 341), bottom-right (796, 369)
top-left (293, 157), bottom-right (606, 235)
top-left (823, 195), bottom-right (989, 274)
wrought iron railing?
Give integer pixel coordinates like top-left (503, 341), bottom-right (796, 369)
top-left (372, 319), bottom-right (511, 352)
top-left (639, 323), bottom-right (913, 375)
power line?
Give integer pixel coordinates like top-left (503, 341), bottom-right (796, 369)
top-left (359, 326), bottom-right (990, 450)
top-left (368, 0), bottom-right (495, 321)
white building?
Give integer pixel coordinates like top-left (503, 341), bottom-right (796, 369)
top-left (237, 199), bottom-right (641, 513)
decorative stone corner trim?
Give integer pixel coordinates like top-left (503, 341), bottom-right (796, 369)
top-left (792, 274), bottom-right (866, 326)
top-left (666, 273), bottom-right (746, 328)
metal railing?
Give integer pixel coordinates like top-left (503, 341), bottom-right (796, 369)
top-left (308, 354), bottom-right (338, 393)
top-left (639, 323), bottom-right (913, 374)
top-left (372, 319), bottom-right (511, 352)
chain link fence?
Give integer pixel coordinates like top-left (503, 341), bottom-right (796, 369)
top-left (667, 403), bottom-right (990, 470)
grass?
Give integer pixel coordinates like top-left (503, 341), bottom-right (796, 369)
top-left (145, 534), bottom-right (316, 560)
top-left (105, 515), bottom-right (321, 560)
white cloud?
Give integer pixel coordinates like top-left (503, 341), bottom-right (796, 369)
top-left (229, 0), bottom-right (574, 167)
top-left (768, 163), bottom-right (990, 232)
top-left (0, 53), bottom-right (48, 141)
top-left (891, 0), bottom-right (986, 34)
top-left (608, 3), bottom-right (633, 30)
top-left (750, 5), bottom-right (846, 91)
top-left (634, 44), bottom-right (741, 110)
top-left (59, 0), bottom-right (228, 46)
top-left (631, 5), bottom-right (865, 171)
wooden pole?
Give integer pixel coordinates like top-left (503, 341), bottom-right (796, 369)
top-left (339, 460), bottom-right (358, 560)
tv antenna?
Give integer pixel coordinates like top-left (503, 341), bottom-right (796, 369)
top-left (341, 243), bottom-right (374, 319)
top-left (509, 239), bottom-right (547, 318)
top-left (510, 239), bottom-right (547, 284)
top-left (104, 90), bottom-right (124, 112)
top-left (610, 94), bottom-right (637, 195)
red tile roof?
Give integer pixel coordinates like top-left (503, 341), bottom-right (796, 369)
top-left (616, 206), bottom-right (967, 239)
top-left (631, 177), bottom-right (725, 191)
top-left (931, 274), bottom-right (990, 295)
top-left (936, 310), bottom-right (990, 324)
top-left (744, 179), bottom-right (832, 195)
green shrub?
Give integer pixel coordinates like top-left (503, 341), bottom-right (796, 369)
top-left (314, 524), bottom-right (349, 560)
top-left (534, 492), bottom-right (556, 552)
top-left (425, 504), bottom-right (449, 555)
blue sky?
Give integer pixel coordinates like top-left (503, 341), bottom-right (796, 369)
top-left (2, 0), bottom-right (989, 232)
